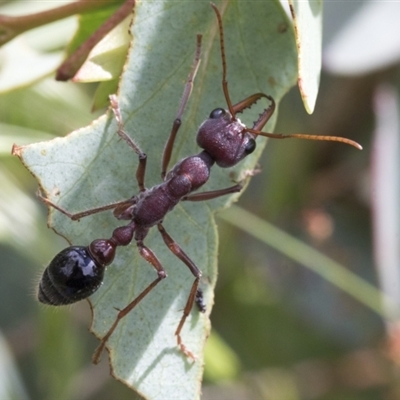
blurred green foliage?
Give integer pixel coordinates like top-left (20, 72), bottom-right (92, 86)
top-left (1, 1), bottom-right (400, 399)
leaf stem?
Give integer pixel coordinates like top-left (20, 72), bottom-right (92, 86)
top-left (0, 0), bottom-right (120, 46)
top-left (56, 0), bottom-right (135, 81)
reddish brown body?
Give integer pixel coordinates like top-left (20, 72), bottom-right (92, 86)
top-left (36, 3), bottom-right (361, 364)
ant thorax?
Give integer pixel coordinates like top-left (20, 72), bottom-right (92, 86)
top-left (131, 151), bottom-right (213, 230)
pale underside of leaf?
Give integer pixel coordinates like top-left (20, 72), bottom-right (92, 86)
top-left (0, 1), bottom-right (76, 92)
top-left (15, 1), bottom-right (296, 399)
top-left (289, 0), bottom-right (323, 114)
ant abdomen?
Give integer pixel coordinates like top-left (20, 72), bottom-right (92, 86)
top-left (38, 246), bottom-right (107, 305)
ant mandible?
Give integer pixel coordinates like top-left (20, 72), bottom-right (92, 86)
top-left (37, 3), bottom-right (362, 364)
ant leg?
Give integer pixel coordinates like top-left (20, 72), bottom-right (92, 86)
top-left (38, 190), bottom-right (135, 221)
top-left (210, 3), bottom-right (235, 118)
top-left (109, 95), bottom-right (147, 192)
top-left (92, 239), bottom-right (167, 364)
top-left (157, 223), bottom-right (202, 360)
top-left (184, 164), bottom-right (262, 202)
top-left (182, 183), bottom-right (242, 202)
top-left (161, 35), bottom-right (202, 180)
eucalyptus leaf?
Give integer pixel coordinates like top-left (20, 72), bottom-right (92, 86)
top-left (289, 0), bottom-right (323, 113)
top-left (66, 3), bottom-right (123, 55)
top-left (0, 1), bottom-right (76, 91)
top-left (73, 16), bottom-right (131, 82)
top-left (14, 1), bottom-right (296, 399)
top-left (0, 39), bottom-right (64, 92)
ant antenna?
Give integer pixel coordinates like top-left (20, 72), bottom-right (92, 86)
top-left (247, 128), bottom-right (362, 149)
top-left (210, 3), bottom-right (361, 150)
top-left (245, 93), bottom-right (362, 149)
top-left (211, 2), bottom-right (236, 119)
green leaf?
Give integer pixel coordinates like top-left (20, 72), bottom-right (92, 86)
top-left (73, 16), bottom-right (131, 82)
top-left (66, 3), bottom-right (123, 55)
top-left (288, 0), bottom-right (323, 113)
top-left (0, 1), bottom-right (76, 91)
top-left (14, 1), bottom-right (297, 399)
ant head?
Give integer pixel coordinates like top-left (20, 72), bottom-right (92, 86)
top-left (198, 5), bottom-right (257, 168)
top-left (197, 107), bottom-right (256, 168)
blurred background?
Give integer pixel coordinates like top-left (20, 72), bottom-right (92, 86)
top-left (1, 0), bottom-right (400, 399)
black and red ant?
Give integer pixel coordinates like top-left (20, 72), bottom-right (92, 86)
top-left (36, 3), bottom-right (361, 364)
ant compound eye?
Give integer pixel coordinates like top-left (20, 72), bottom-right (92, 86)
top-left (38, 246), bottom-right (106, 306)
top-left (245, 138), bottom-right (256, 154)
top-left (209, 108), bottom-right (225, 119)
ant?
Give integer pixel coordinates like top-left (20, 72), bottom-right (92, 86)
top-left (37, 3), bottom-right (362, 364)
